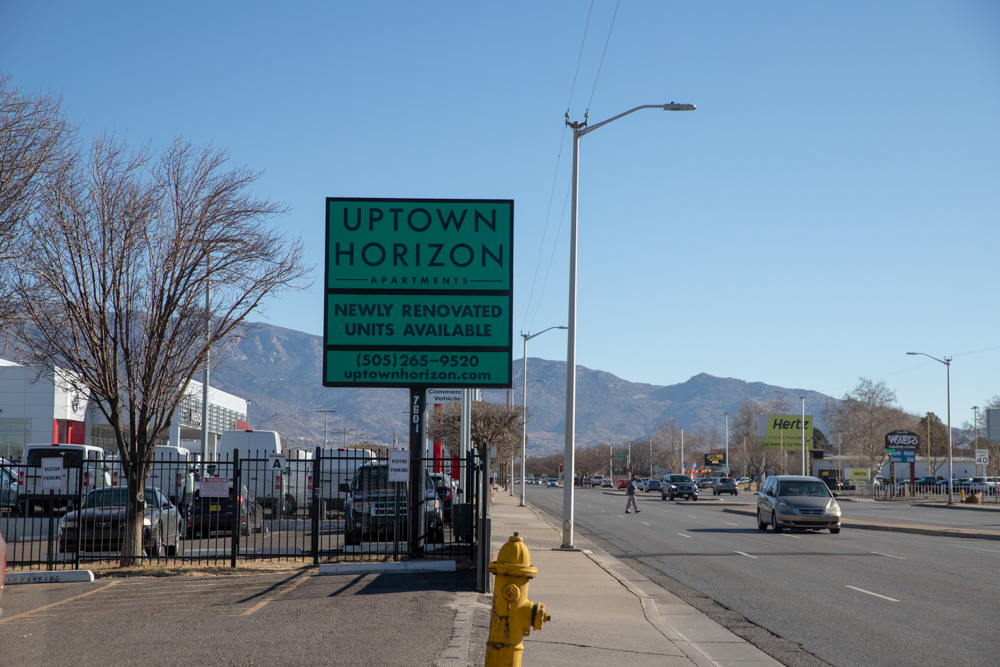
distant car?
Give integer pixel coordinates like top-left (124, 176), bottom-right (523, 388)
top-left (547, 480), bottom-right (558, 488)
top-left (662, 474), bottom-right (698, 501)
top-left (0, 465), bottom-right (17, 510)
top-left (601, 479), bottom-right (613, 488)
top-left (618, 479), bottom-right (628, 488)
top-left (188, 483), bottom-right (264, 538)
top-left (757, 475), bottom-right (841, 534)
top-left (695, 478), bottom-right (714, 489)
top-left (644, 479), bottom-right (661, 492)
top-left (711, 477), bottom-right (738, 496)
top-left (429, 472), bottom-right (456, 520)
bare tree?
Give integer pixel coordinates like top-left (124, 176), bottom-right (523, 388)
top-left (824, 378), bottom-right (911, 477)
top-left (9, 134), bottom-right (308, 564)
top-left (730, 398), bottom-right (788, 481)
top-left (0, 73), bottom-right (76, 324)
top-left (429, 400), bottom-right (527, 465)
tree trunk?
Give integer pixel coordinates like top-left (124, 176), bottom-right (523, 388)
top-left (120, 462), bottom-right (150, 566)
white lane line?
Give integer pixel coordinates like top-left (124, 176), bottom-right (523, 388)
top-left (677, 533), bottom-right (690, 538)
top-left (641, 522), bottom-right (651, 526)
top-left (725, 522), bottom-right (740, 526)
top-left (956, 545), bottom-right (1000, 554)
top-left (734, 551), bottom-right (758, 559)
top-left (687, 515), bottom-right (697, 518)
top-left (845, 586), bottom-right (898, 602)
top-left (872, 552), bottom-right (907, 559)
top-left (782, 534), bottom-right (802, 539)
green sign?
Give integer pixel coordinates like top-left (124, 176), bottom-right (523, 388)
top-left (757, 414), bottom-right (814, 450)
top-left (323, 198), bottom-right (513, 388)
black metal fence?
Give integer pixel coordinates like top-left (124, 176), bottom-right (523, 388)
top-left (0, 448), bottom-right (483, 570)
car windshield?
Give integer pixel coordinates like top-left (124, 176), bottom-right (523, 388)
top-left (670, 475), bottom-right (692, 483)
top-left (82, 488), bottom-right (157, 508)
top-left (776, 480), bottom-right (830, 497)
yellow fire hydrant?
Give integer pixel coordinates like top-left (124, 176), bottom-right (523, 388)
top-left (485, 533), bottom-right (550, 667)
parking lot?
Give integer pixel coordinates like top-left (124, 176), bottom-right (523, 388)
top-left (0, 568), bottom-right (473, 666)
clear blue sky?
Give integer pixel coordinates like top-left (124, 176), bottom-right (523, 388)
top-left (3, 2), bottom-right (998, 427)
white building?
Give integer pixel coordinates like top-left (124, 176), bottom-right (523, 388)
top-left (0, 359), bottom-right (248, 461)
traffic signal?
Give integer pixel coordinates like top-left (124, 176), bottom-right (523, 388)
top-left (559, 463), bottom-right (563, 472)
top-left (624, 465), bottom-right (630, 473)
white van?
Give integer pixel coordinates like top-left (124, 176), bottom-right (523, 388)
top-left (18, 443), bottom-right (111, 512)
top-left (149, 445), bottom-right (197, 506)
top-left (217, 430), bottom-right (302, 515)
top-left (317, 449), bottom-right (377, 513)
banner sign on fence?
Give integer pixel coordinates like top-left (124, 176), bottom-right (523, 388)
top-left (757, 414), bottom-right (814, 449)
top-left (323, 198), bottom-right (514, 389)
top-left (41, 458), bottom-right (63, 490)
top-left (388, 450), bottom-right (410, 482)
top-left (200, 477), bottom-right (231, 498)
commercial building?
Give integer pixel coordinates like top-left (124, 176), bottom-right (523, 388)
top-left (0, 358), bottom-right (248, 461)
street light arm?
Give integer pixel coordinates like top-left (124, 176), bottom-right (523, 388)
top-left (907, 351), bottom-right (951, 366)
top-left (524, 325), bottom-right (568, 343)
top-left (578, 103), bottom-right (695, 136)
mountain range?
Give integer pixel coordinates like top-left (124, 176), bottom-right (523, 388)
top-left (210, 322), bottom-right (837, 455)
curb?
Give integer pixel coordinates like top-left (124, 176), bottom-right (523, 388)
top-left (318, 560), bottom-right (456, 575)
top-left (722, 508), bottom-right (1000, 541)
top-left (5, 570), bottom-right (95, 585)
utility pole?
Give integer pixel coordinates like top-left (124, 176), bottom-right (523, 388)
top-left (649, 435), bottom-right (653, 478)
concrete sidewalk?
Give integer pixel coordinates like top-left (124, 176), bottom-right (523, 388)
top-left (481, 490), bottom-right (781, 667)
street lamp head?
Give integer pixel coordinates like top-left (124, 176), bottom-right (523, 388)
top-left (906, 352), bottom-right (917, 355)
top-left (662, 103), bottom-right (696, 111)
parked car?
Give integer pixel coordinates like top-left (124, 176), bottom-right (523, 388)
top-left (428, 472), bottom-right (456, 520)
top-left (644, 479), bottom-right (661, 492)
top-left (187, 483), bottom-right (264, 538)
top-left (58, 486), bottom-right (184, 556)
top-left (662, 474), bottom-right (698, 501)
top-left (711, 477), bottom-right (739, 496)
top-left (0, 464), bottom-right (17, 510)
top-left (341, 463), bottom-right (444, 545)
top-left (18, 443), bottom-right (111, 513)
top-left (757, 475), bottom-right (841, 534)
top-left (0, 529), bottom-right (5, 616)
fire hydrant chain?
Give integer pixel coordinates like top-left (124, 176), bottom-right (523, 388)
top-left (485, 533), bottom-right (551, 667)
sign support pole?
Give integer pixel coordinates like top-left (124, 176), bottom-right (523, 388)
top-left (408, 388), bottom-right (426, 557)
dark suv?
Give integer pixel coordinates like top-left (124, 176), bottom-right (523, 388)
top-left (661, 474), bottom-right (699, 501)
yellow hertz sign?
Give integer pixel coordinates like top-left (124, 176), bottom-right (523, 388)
top-left (848, 468), bottom-right (870, 480)
top-left (757, 414), bottom-right (814, 450)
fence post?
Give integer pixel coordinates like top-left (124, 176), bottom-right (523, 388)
top-left (312, 449), bottom-right (321, 565)
top-left (231, 449), bottom-right (240, 569)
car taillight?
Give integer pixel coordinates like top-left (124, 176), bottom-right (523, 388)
top-left (112, 471), bottom-right (119, 486)
top-left (444, 488), bottom-right (451, 502)
top-left (307, 475), bottom-right (312, 491)
top-left (177, 473), bottom-right (183, 488)
top-left (238, 495), bottom-right (244, 504)
top-left (18, 470), bottom-right (24, 487)
top-left (83, 472), bottom-right (90, 486)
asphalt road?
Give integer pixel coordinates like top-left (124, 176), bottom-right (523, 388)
top-left (0, 568), bottom-right (473, 666)
top-left (524, 485), bottom-right (1000, 667)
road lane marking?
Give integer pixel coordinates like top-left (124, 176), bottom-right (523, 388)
top-left (725, 522), bottom-right (740, 526)
top-left (871, 552), bottom-right (907, 559)
top-left (734, 551), bottom-right (758, 559)
top-left (956, 545), bottom-right (1000, 554)
top-left (782, 534), bottom-right (802, 539)
top-left (687, 515), bottom-right (697, 518)
top-left (0, 581), bottom-right (120, 624)
top-left (845, 586), bottom-right (898, 602)
top-left (240, 574), bottom-right (310, 616)
top-left (677, 533), bottom-right (690, 538)
top-left (641, 522), bottom-right (651, 526)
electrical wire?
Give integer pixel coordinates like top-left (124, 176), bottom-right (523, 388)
top-left (527, 183), bottom-right (573, 333)
top-left (586, 0), bottom-right (621, 112)
top-left (566, 0), bottom-right (595, 114)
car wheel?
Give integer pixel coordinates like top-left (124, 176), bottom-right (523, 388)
top-left (668, 493), bottom-right (675, 501)
top-left (151, 526), bottom-right (164, 557)
top-left (757, 510), bottom-right (768, 530)
top-left (692, 495), bottom-right (698, 501)
top-left (771, 512), bottom-right (783, 533)
top-left (830, 526), bottom-right (840, 534)
top-left (344, 529), bottom-right (356, 546)
top-left (281, 494), bottom-right (298, 516)
top-left (734, 491), bottom-right (739, 496)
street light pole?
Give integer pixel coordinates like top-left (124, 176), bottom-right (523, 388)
top-left (973, 406), bottom-right (980, 476)
top-left (316, 410), bottom-right (336, 449)
top-left (561, 102), bottom-right (695, 549)
top-left (706, 409), bottom-right (729, 474)
top-left (908, 352), bottom-right (954, 503)
top-left (774, 391), bottom-right (807, 475)
top-left (521, 326), bottom-right (567, 507)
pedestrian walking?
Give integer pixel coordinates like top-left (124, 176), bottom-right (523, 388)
top-left (625, 474), bottom-right (640, 514)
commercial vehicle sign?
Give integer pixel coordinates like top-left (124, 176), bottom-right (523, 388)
top-left (324, 198), bottom-right (513, 388)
